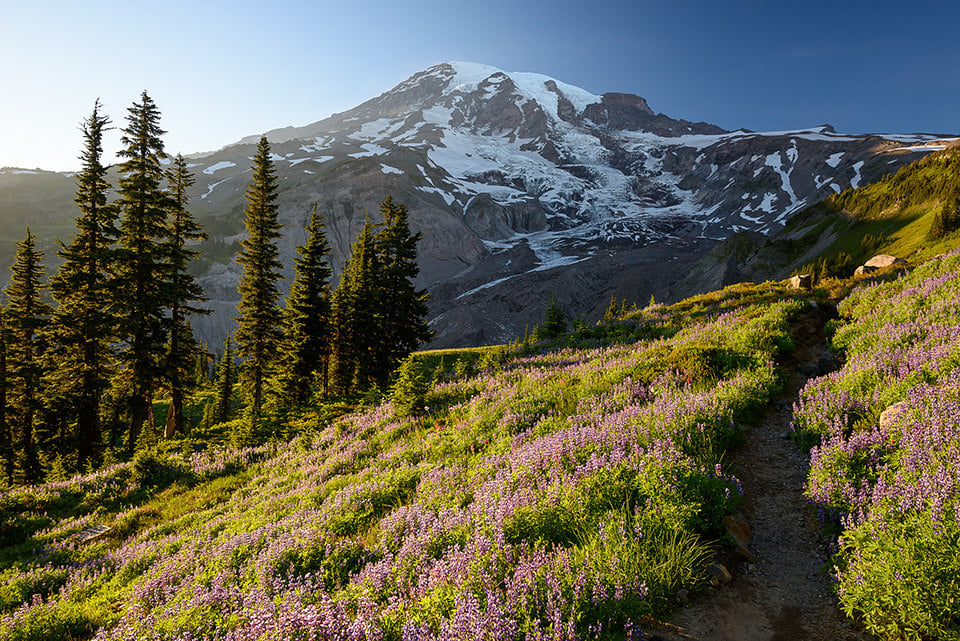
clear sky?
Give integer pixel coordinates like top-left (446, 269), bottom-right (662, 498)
top-left (1, 0), bottom-right (957, 171)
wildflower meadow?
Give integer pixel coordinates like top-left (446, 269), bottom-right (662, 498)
top-left (793, 250), bottom-right (960, 639)
top-left (0, 285), bottom-right (804, 640)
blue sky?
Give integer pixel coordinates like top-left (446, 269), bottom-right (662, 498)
top-left (1, 0), bottom-right (957, 171)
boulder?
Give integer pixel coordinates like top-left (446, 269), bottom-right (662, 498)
top-left (799, 362), bottom-right (821, 377)
top-left (735, 545), bottom-right (758, 563)
top-left (707, 563), bottom-right (733, 587)
top-left (864, 254), bottom-right (904, 269)
top-left (789, 274), bottom-right (812, 289)
top-left (722, 513), bottom-right (752, 547)
top-left (879, 400), bottom-right (911, 430)
top-left (817, 351), bottom-right (838, 374)
top-left (723, 513), bottom-right (757, 562)
top-left (854, 265), bottom-right (876, 277)
top-left (75, 525), bottom-right (112, 544)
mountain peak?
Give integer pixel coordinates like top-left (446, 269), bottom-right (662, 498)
top-left (431, 61), bottom-right (603, 119)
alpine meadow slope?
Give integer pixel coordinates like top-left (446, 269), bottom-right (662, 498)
top-left (0, 61), bottom-right (956, 348)
top-left (0, 279), bottom-right (809, 640)
top-left (6, 251), bottom-right (960, 639)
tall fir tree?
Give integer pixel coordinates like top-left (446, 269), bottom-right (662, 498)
top-left (538, 295), bottom-right (567, 340)
top-left (215, 335), bottom-right (234, 424)
top-left (6, 230), bottom-right (51, 483)
top-left (277, 204), bottom-right (332, 404)
top-left (235, 136), bottom-right (283, 415)
top-left (193, 341), bottom-right (212, 388)
top-left (162, 155), bottom-right (208, 438)
top-left (329, 217), bottom-right (380, 394)
top-left (0, 309), bottom-right (11, 485)
top-left (113, 91), bottom-right (172, 453)
top-left (43, 101), bottom-right (118, 472)
top-left (373, 196), bottom-right (431, 386)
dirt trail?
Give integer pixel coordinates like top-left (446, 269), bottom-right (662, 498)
top-left (648, 305), bottom-right (873, 641)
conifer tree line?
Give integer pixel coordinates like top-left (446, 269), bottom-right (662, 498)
top-left (0, 98), bottom-right (430, 487)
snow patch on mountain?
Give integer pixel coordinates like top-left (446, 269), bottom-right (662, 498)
top-left (201, 178), bottom-right (230, 199)
top-left (203, 161), bottom-right (237, 175)
top-left (765, 148), bottom-right (798, 207)
top-left (851, 161), bottom-right (865, 189)
top-left (349, 143), bottom-right (389, 158)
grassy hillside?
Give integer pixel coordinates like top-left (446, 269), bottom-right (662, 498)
top-left (784, 146), bottom-right (960, 269)
top-left (4, 250), bottom-right (960, 639)
top-left (693, 146), bottom-right (960, 290)
top-left (0, 281), bottom-right (808, 640)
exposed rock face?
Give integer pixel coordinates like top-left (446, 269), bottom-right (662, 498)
top-left (0, 62), bottom-right (953, 348)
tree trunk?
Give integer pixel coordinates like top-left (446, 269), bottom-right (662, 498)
top-left (164, 389), bottom-right (183, 439)
top-left (126, 396), bottom-right (144, 455)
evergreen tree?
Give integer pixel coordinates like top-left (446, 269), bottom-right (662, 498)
top-left (931, 192), bottom-right (960, 240)
top-left (214, 336), bottom-right (234, 424)
top-left (113, 91), bottom-right (172, 453)
top-left (602, 296), bottom-right (620, 323)
top-left (0, 309), bottom-right (11, 485)
top-left (277, 203), bottom-right (332, 404)
top-left (43, 101), bottom-right (118, 471)
top-left (235, 136), bottom-right (283, 416)
top-left (330, 217), bottom-right (380, 394)
top-left (193, 341), bottom-right (212, 388)
top-left (6, 230), bottom-right (51, 483)
top-left (389, 355), bottom-right (428, 418)
top-left (539, 295), bottom-right (567, 340)
top-left (372, 197), bottom-right (431, 386)
top-left (162, 155), bottom-right (208, 438)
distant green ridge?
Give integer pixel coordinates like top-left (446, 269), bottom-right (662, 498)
top-left (785, 146), bottom-right (960, 274)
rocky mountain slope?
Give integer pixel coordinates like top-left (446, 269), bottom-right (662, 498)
top-left (0, 62), bottom-right (954, 347)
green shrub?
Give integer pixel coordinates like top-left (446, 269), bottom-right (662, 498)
top-left (131, 449), bottom-right (180, 487)
top-left (837, 514), bottom-right (960, 640)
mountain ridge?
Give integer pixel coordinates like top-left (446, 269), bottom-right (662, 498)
top-left (0, 61), bottom-right (956, 348)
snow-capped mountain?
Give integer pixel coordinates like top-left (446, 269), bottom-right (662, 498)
top-left (1, 62), bottom-right (954, 347)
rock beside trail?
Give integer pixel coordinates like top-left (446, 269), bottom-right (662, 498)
top-left (817, 351), bottom-right (838, 374)
top-left (855, 254), bottom-right (906, 276)
top-left (879, 400), bottom-right (911, 430)
top-left (722, 513), bottom-right (752, 548)
top-left (723, 512), bottom-right (758, 563)
top-left (707, 563), bottom-right (733, 587)
top-left (799, 361), bottom-right (821, 377)
top-left (864, 254), bottom-right (905, 269)
top-left (790, 274), bottom-right (812, 289)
